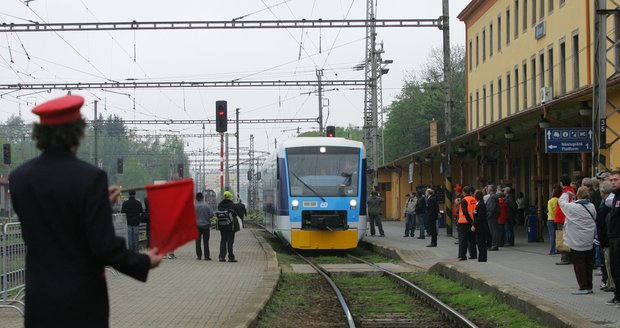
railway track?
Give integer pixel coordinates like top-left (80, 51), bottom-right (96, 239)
top-left (293, 250), bottom-right (478, 328)
top-left (293, 250), bottom-right (356, 328)
top-left (251, 220), bottom-right (478, 327)
top-left (346, 254), bottom-right (478, 328)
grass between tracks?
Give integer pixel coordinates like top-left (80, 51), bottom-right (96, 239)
top-left (401, 272), bottom-right (547, 328)
top-left (257, 229), bottom-right (546, 327)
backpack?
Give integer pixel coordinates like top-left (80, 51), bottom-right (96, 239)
top-left (215, 210), bottom-right (235, 231)
top-left (215, 209), bottom-right (240, 231)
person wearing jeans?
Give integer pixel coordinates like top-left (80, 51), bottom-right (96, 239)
top-left (547, 185), bottom-right (561, 255)
top-left (403, 193), bottom-right (417, 237)
top-left (121, 190), bottom-right (144, 252)
top-left (414, 190), bottom-right (426, 239)
top-left (194, 192), bottom-right (213, 260)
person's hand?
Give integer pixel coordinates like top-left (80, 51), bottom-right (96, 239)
top-left (108, 185), bottom-right (121, 205)
top-left (146, 247), bottom-right (164, 269)
top-left (471, 226), bottom-right (476, 232)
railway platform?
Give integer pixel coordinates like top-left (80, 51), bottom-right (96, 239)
top-left (0, 228), bottom-right (279, 328)
top-left (365, 220), bottom-right (620, 328)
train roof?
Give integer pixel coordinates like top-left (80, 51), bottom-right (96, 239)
top-left (278, 137), bottom-right (364, 151)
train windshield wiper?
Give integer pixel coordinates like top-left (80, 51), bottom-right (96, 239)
top-left (290, 170), bottom-right (326, 202)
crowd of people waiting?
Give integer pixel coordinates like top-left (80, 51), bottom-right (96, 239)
top-left (396, 170), bottom-right (620, 302)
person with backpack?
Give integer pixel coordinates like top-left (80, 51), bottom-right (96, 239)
top-left (217, 191), bottom-right (240, 262)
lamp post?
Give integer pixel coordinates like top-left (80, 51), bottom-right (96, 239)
top-left (579, 101), bottom-right (591, 177)
top-left (503, 126), bottom-right (515, 186)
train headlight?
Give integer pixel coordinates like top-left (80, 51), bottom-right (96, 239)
top-left (291, 199), bottom-right (299, 210)
top-left (349, 199), bottom-right (357, 210)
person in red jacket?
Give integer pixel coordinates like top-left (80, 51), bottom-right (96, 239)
top-left (556, 175), bottom-right (575, 265)
top-left (497, 191), bottom-right (507, 247)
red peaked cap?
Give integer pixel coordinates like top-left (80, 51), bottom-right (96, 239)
top-left (454, 185), bottom-right (463, 192)
top-left (32, 95), bottom-right (84, 125)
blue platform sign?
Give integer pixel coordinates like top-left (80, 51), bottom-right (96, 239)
top-left (544, 128), bottom-right (592, 153)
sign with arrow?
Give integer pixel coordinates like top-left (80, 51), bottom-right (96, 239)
top-left (544, 128), bottom-right (592, 153)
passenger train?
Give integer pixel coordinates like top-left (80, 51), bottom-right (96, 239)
top-left (261, 137), bottom-right (367, 249)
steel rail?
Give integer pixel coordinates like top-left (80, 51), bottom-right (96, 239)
top-left (0, 18), bottom-right (442, 33)
top-left (294, 251), bottom-right (356, 328)
top-left (346, 254), bottom-right (478, 328)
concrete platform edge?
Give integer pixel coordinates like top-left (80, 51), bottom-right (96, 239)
top-left (221, 231), bottom-right (281, 328)
top-left (429, 262), bottom-right (599, 328)
top-left (363, 239), bottom-right (599, 328)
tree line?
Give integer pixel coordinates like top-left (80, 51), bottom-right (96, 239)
top-left (0, 115), bottom-right (189, 191)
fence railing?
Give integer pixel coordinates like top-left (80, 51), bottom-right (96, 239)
top-left (0, 222), bottom-right (25, 315)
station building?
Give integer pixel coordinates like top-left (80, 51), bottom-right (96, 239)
top-left (376, 0), bottom-right (620, 233)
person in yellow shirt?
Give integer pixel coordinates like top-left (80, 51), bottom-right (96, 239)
top-left (547, 184), bottom-right (562, 255)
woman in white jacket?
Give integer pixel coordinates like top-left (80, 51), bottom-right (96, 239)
top-left (559, 186), bottom-right (597, 295)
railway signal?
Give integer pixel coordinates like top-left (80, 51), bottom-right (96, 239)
top-left (177, 163), bottom-right (185, 177)
top-left (326, 126), bottom-right (336, 137)
top-left (117, 158), bottom-right (124, 174)
top-left (215, 100), bottom-right (227, 133)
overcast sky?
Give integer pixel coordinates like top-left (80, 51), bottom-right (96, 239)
top-left (0, 0), bottom-right (471, 164)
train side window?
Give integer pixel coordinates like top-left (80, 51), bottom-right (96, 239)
top-left (276, 157), bottom-right (280, 180)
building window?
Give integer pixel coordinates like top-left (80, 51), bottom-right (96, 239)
top-left (548, 46), bottom-right (554, 95)
top-left (522, 62), bottom-right (527, 109)
top-left (559, 0), bottom-right (565, 6)
top-left (549, 0), bottom-right (554, 13)
top-left (515, 67), bottom-right (520, 111)
top-left (507, 9), bottom-right (511, 45)
top-left (498, 16), bottom-right (502, 51)
top-left (531, 56), bottom-right (537, 104)
top-left (490, 82), bottom-right (495, 122)
top-left (539, 51), bottom-right (545, 92)
top-left (540, 0), bottom-right (545, 19)
top-left (476, 35), bottom-right (480, 67)
top-left (483, 29), bottom-right (487, 62)
top-left (532, 0), bottom-right (537, 26)
top-left (507, 73), bottom-right (512, 115)
top-left (483, 86), bottom-right (487, 125)
top-left (560, 40), bottom-right (566, 95)
top-left (616, 14), bottom-right (620, 73)
top-left (514, 1), bottom-right (519, 38)
top-left (469, 40), bottom-right (473, 71)
top-left (572, 32), bottom-right (580, 90)
top-left (469, 94), bottom-right (473, 130)
top-left (476, 91), bottom-right (480, 128)
top-left (498, 78), bottom-right (503, 119)
top-left (490, 23), bottom-right (494, 57)
top-left (522, 0), bottom-right (527, 32)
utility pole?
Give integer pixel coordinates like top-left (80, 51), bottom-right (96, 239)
top-left (376, 43), bottom-right (385, 166)
top-left (363, 0), bottom-right (378, 194)
top-left (592, 0), bottom-right (619, 173)
top-left (248, 134), bottom-right (256, 211)
top-left (317, 69), bottom-right (324, 133)
top-left (442, 0), bottom-right (454, 236)
top-left (225, 133), bottom-right (230, 192)
top-left (236, 108), bottom-right (240, 200)
top-left (219, 133), bottom-right (224, 197)
top-left (202, 123), bottom-right (206, 192)
top-left (93, 100), bottom-right (99, 167)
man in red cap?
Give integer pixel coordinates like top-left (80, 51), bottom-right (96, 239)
top-left (9, 95), bottom-right (163, 327)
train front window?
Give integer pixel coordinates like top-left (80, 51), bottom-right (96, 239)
top-left (287, 146), bottom-right (360, 197)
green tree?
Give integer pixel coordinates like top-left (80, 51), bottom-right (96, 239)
top-left (299, 125), bottom-right (363, 141)
top-left (383, 45), bottom-right (466, 162)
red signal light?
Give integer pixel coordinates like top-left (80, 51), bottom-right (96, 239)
top-left (326, 126), bottom-right (336, 138)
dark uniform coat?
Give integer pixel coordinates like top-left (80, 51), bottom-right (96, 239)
top-left (9, 150), bottom-right (150, 328)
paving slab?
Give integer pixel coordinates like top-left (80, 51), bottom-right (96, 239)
top-left (0, 228), bottom-right (277, 328)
